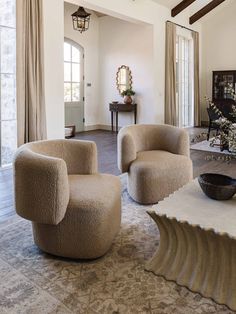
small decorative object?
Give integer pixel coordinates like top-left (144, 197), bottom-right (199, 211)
top-left (72, 7), bottom-right (91, 33)
top-left (198, 173), bottom-right (236, 201)
top-left (121, 89), bottom-right (135, 104)
top-left (112, 101), bottom-right (119, 104)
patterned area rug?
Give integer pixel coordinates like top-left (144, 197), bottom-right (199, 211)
top-left (0, 175), bottom-right (234, 314)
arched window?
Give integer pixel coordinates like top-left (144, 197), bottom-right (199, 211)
top-left (64, 39), bottom-right (83, 103)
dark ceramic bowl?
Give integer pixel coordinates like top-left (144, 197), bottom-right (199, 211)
top-left (198, 173), bottom-right (236, 201)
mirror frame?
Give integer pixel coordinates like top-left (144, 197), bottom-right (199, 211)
top-left (116, 65), bottom-right (133, 95)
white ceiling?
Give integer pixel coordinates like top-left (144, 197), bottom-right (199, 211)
top-left (151, 0), bottom-right (234, 22)
top-left (151, 0), bottom-right (181, 8)
top-left (151, 0), bottom-right (212, 9)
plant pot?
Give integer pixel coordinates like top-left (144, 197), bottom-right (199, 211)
top-left (124, 95), bottom-right (133, 104)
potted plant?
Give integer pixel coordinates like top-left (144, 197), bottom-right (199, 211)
top-left (121, 89), bottom-right (135, 104)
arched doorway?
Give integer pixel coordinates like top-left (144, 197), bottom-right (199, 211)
top-left (64, 38), bottom-right (84, 132)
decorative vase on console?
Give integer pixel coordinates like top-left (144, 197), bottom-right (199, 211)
top-left (121, 89), bottom-right (135, 104)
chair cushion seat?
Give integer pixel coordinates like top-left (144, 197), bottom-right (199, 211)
top-left (130, 150), bottom-right (190, 174)
top-left (128, 150), bottom-right (192, 204)
top-left (68, 174), bottom-right (120, 211)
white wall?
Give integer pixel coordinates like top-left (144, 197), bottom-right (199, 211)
top-left (67, 0), bottom-right (201, 125)
top-left (201, 1), bottom-right (236, 121)
top-left (42, 0), bottom-right (202, 134)
top-left (43, 0), bottom-right (65, 139)
top-left (99, 17), bottom-right (154, 127)
top-left (64, 2), bottom-right (100, 128)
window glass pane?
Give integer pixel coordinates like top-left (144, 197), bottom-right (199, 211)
top-left (64, 62), bottom-right (71, 82)
top-left (72, 46), bottom-right (80, 63)
top-left (0, 0), bottom-right (16, 167)
top-left (0, 0), bottom-right (16, 28)
top-left (1, 120), bottom-right (17, 166)
top-left (1, 27), bottom-right (16, 74)
top-left (176, 33), bottom-right (193, 128)
top-left (64, 83), bottom-right (71, 102)
top-left (72, 83), bottom-right (80, 101)
top-left (1, 74), bottom-right (16, 120)
top-left (64, 42), bottom-right (71, 62)
top-left (72, 63), bottom-right (80, 82)
top-left (64, 41), bottom-right (83, 103)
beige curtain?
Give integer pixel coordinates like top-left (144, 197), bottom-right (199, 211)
top-left (193, 31), bottom-right (201, 126)
top-left (16, 0), bottom-right (47, 146)
top-left (165, 21), bottom-right (177, 126)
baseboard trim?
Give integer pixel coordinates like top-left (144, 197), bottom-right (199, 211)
top-left (85, 124), bottom-right (209, 131)
top-left (201, 121), bottom-right (208, 127)
top-left (84, 124), bottom-right (122, 132)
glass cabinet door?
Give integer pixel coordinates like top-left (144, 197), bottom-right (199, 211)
top-left (213, 71), bottom-right (236, 101)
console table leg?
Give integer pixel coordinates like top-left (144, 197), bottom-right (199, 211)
top-left (116, 112), bottom-right (118, 133)
top-left (111, 111), bottom-right (114, 132)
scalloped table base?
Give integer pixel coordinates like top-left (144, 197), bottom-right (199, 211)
top-left (146, 179), bottom-right (236, 311)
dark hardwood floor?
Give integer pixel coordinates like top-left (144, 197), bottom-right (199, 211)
top-left (75, 130), bottom-right (120, 176)
top-left (1, 129), bottom-right (236, 224)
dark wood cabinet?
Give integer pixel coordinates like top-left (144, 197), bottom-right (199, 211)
top-left (212, 70), bottom-right (236, 121)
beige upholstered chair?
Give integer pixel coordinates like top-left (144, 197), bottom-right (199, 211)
top-left (14, 139), bottom-right (121, 259)
top-left (118, 124), bottom-right (193, 204)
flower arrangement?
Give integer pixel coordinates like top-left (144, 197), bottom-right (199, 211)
top-left (206, 91), bottom-right (236, 153)
top-left (121, 89), bottom-right (135, 97)
top-left (225, 83), bottom-right (236, 102)
top-left (121, 89), bottom-right (135, 104)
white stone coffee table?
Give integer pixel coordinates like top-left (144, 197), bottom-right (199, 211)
top-left (146, 179), bottom-right (236, 311)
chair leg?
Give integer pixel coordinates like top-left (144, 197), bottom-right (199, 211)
top-left (207, 121), bottom-right (211, 141)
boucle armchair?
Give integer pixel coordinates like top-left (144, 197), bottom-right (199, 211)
top-left (118, 124), bottom-right (193, 204)
top-left (14, 139), bottom-right (121, 259)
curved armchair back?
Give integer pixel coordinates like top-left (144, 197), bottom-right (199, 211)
top-left (118, 124), bottom-right (190, 173)
top-left (14, 142), bottom-right (70, 225)
top-left (14, 139), bottom-right (97, 225)
top-left (25, 139), bottom-right (98, 175)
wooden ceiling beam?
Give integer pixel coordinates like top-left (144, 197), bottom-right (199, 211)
top-left (171, 0), bottom-right (197, 17)
top-left (189, 0), bottom-right (226, 24)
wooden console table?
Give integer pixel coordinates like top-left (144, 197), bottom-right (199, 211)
top-left (109, 103), bottom-right (137, 133)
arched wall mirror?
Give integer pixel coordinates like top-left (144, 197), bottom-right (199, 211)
top-left (116, 65), bottom-right (132, 95)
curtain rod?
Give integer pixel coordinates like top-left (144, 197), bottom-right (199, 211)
top-left (167, 20), bottom-right (197, 33)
